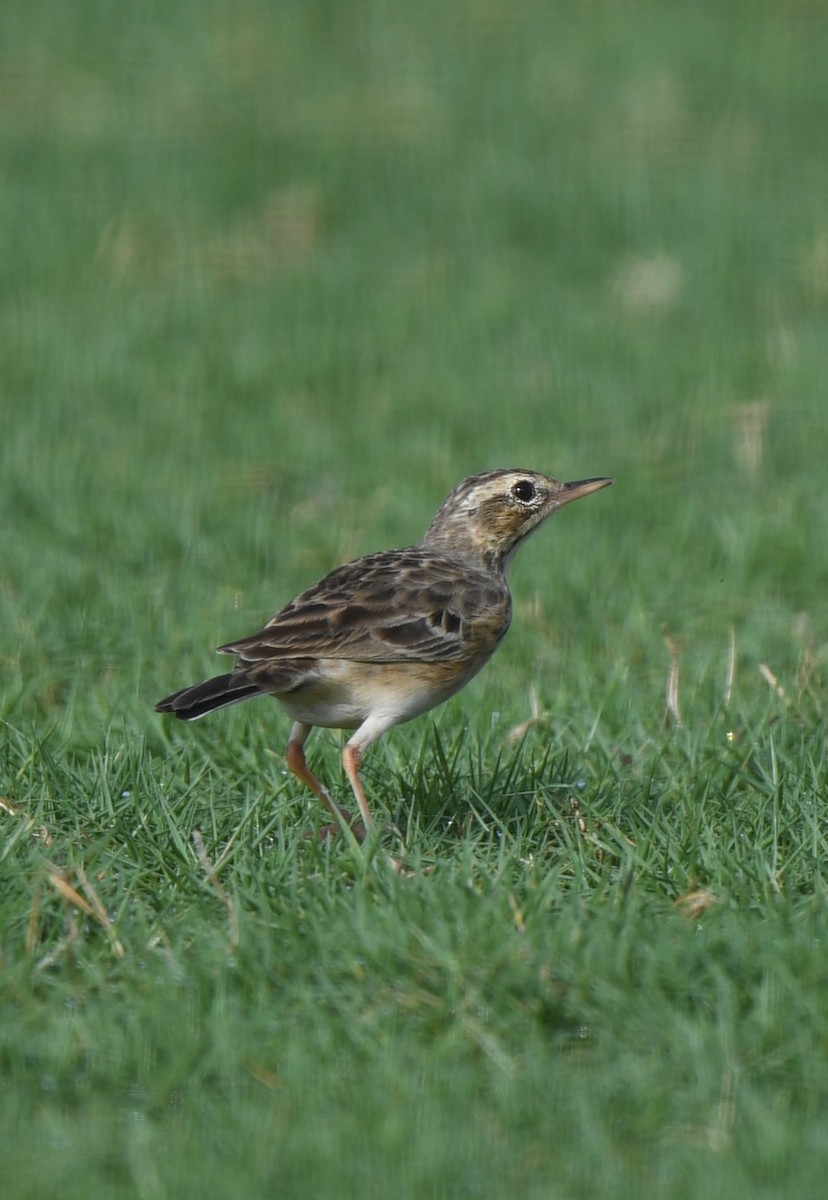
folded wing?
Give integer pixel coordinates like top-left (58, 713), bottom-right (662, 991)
top-left (218, 549), bottom-right (511, 667)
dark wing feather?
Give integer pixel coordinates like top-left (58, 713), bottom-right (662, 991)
top-left (218, 548), bottom-right (511, 666)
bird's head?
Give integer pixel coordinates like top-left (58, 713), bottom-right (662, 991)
top-left (421, 469), bottom-right (612, 570)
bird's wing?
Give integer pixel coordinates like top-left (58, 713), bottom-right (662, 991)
top-left (218, 549), bottom-right (511, 666)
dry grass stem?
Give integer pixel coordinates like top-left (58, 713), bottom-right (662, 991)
top-left (35, 910), bottom-right (80, 973)
top-left (758, 663), bottom-right (789, 704)
top-left (505, 684), bottom-right (549, 744)
top-left (45, 864), bottom-right (125, 958)
top-left (723, 625), bottom-right (736, 711)
top-left (731, 400), bottom-right (770, 477)
top-left (508, 892), bottom-right (526, 933)
top-left (193, 830), bottom-right (240, 950)
top-left (0, 797), bottom-right (54, 850)
top-left (664, 635), bottom-right (682, 727)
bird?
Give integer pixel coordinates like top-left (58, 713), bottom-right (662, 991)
top-left (155, 469), bottom-right (612, 836)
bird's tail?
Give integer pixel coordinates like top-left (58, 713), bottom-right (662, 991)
top-left (154, 673), bottom-right (262, 722)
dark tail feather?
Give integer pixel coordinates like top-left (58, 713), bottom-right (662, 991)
top-left (154, 673), bottom-right (262, 721)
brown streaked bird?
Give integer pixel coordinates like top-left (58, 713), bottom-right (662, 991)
top-left (155, 469), bottom-right (612, 836)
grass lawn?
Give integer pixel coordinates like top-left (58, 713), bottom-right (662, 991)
top-left (2, 1), bottom-right (828, 1196)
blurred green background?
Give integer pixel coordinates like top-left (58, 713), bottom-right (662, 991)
top-left (2, 2), bottom-right (828, 1197)
top-left (4, 0), bottom-right (826, 733)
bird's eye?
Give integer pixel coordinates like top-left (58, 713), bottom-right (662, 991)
top-left (511, 480), bottom-right (536, 503)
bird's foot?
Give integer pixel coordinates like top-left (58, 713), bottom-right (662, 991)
top-left (313, 810), bottom-right (368, 842)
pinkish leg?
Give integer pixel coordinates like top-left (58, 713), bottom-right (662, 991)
top-left (286, 722), bottom-right (364, 839)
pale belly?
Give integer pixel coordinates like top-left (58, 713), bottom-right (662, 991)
top-left (273, 656), bottom-right (491, 731)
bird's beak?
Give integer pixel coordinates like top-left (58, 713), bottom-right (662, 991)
top-left (556, 476), bottom-right (614, 506)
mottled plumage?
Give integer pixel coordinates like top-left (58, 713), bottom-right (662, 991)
top-left (155, 469), bottom-right (612, 835)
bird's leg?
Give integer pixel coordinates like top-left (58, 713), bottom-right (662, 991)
top-left (286, 722), bottom-right (354, 831)
top-left (342, 713), bottom-right (399, 833)
top-left (342, 742), bottom-right (373, 834)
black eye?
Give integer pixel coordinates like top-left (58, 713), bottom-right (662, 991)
top-left (511, 480), bottom-right (536, 503)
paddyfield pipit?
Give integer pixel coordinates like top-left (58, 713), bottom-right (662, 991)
top-left (155, 469), bottom-right (612, 835)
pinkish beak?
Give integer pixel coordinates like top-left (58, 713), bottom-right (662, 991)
top-left (557, 476), bottom-right (614, 506)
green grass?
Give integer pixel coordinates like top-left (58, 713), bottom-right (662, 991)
top-left (3, 0), bottom-right (828, 1196)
